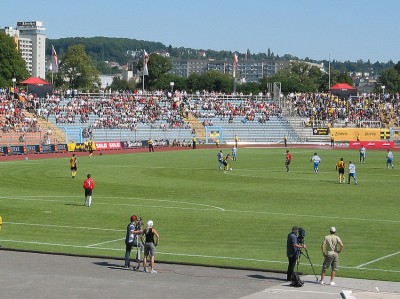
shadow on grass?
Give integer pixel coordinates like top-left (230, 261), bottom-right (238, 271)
top-left (64, 203), bottom-right (85, 207)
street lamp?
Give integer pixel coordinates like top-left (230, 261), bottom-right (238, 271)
top-left (12, 78), bottom-right (16, 89)
top-left (170, 82), bottom-right (174, 92)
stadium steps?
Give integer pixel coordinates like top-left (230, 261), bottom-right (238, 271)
top-left (185, 113), bottom-right (206, 140)
top-left (27, 112), bottom-right (66, 143)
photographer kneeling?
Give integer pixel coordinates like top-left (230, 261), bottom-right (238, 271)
top-left (286, 226), bottom-right (306, 282)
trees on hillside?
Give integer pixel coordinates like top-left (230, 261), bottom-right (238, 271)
top-left (54, 45), bottom-right (100, 90)
top-left (0, 33), bottom-right (30, 88)
top-left (378, 63), bottom-right (400, 93)
top-left (261, 61), bottom-right (324, 93)
top-left (137, 53), bottom-right (173, 90)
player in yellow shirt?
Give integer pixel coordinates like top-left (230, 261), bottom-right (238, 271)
top-left (336, 158), bottom-right (345, 183)
top-left (70, 153), bottom-right (77, 178)
top-left (223, 154), bottom-right (232, 171)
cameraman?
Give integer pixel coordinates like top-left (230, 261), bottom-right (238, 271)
top-left (124, 215), bottom-right (143, 270)
top-left (286, 226), bottom-right (306, 281)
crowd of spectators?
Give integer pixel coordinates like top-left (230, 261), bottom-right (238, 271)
top-left (2, 89), bottom-right (400, 138)
top-left (29, 93), bottom-right (190, 131)
top-left (186, 95), bottom-right (283, 124)
top-left (285, 92), bottom-right (400, 128)
top-left (0, 93), bottom-right (41, 133)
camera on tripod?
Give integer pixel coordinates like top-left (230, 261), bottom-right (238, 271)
top-left (295, 226), bottom-right (318, 281)
top-left (297, 227), bottom-right (306, 245)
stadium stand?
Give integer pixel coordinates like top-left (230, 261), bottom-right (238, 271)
top-left (1, 90), bottom-right (399, 146)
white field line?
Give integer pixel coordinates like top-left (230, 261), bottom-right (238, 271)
top-left (4, 222), bottom-right (124, 232)
top-left (86, 238), bottom-right (124, 247)
top-left (356, 251), bottom-right (400, 268)
top-left (1, 195), bottom-right (398, 223)
top-left (2, 239), bottom-right (400, 273)
top-left (0, 196), bottom-right (225, 212)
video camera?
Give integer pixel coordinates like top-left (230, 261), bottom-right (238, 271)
top-left (297, 227), bottom-right (306, 244)
top-left (137, 216), bottom-right (143, 230)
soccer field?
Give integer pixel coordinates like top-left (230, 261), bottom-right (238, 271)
top-left (0, 147), bottom-right (399, 282)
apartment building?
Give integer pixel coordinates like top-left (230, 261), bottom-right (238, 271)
top-left (2, 21), bottom-right (46, 78)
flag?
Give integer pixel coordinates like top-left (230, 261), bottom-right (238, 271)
top-left (52, 45), bottom-right (58, 73)
top-left (233, 53), bottom-right (238, 78)
top-left (143, 50), bottom-right (149, 76)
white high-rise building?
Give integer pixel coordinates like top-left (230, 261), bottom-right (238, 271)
top-left (13, 21), bottom-right (46, 79)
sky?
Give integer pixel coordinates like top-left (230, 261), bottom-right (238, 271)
top-left (1, 0), bottom-right (399, 63)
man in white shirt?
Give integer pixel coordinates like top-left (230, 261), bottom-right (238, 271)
top-left (348, 161), bottom-right (357, 185)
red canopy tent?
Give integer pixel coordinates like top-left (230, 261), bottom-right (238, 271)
top-left (329, 83), bottom-right (357, 98)
top-left (20, 77), bottom-right (51, 85)
top-left (20, 77), bottom-right (53, 97)
top-left (330, 83), bottom-right (357, 98)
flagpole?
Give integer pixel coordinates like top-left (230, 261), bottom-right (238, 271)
top-left (142, 72), bottom-right (144, 94)
top-left (328, 54), bottom-right (331, 90)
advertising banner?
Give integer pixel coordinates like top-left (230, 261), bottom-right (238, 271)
top-left (57, 144), bottom-right (68, 152)
top-left (95, 142), bottom-right (122, 150)
top-left (330, 128), bottom-right (381, 141)
top-left (349, 141), bottom-right (394, 149)
top-left (312, 128), bottom-right (329, 135)
top-left (26, 145), bottom-right (41, 153)
top-left (67, 143), bottom-right (87, 152)
top-left (10, 145), bottom-right (25, 155)
top-left (41, 144), bottom-right (53, 153)
top-left (1, 146), bottom-right (8, 155)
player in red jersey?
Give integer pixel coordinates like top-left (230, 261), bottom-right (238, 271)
top-left (285, 150), bottom-right (292, 172)
top-left (83, 174), bottom-right (95, 207)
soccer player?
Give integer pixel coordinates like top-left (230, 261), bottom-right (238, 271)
top-left (285, 150), bottom-right (292, 172)
top-left (310, 152), bottom-right (321, 174)
top-left (88, 140), bottom-right (94, 158)
top-left (386, 149), bottom-right (394, 169)
top-left (348, 161), bottom-right (357, 185)
top-left (359, 145), bottom-right (366, 164)
top-left (223, 154), bottom-right (231, 171)
top-left (336, 158), bottom-right (346, 183)
top-left (235, 134), bottom-right (239, 148)
top-left (232, 146), bottom-right (237, 161)
top-left (83, 174), bottom-right (95, 207)
top-left (70, 154), bottom-right (77, 178)
top-left (148, 138), bottom-right (154, 152)
top-left (217, 150), bottom-right (224, 170)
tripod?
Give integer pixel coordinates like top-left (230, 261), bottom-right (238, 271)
top-left (296, 246), bottom-right (319, 281)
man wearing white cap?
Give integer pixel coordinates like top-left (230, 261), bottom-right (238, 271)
top-left (320, 227), bottom-right (344, 285)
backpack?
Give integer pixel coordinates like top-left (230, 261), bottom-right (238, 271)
top-left (291, 272), bottom-right (304, 287)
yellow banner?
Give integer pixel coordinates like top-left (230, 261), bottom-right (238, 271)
top-left (330, 128), bottom-right (381, 141)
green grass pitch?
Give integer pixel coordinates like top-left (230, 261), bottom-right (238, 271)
top-left (0, 147), bottom-right (399, 282)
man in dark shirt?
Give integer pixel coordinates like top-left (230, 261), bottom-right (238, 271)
top-left (286, 226), bottom-right (306, 281)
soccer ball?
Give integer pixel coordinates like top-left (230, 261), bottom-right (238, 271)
top-left (230, 168), bottom-right (233, 171)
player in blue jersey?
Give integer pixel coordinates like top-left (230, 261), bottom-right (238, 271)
top-left (231, 146), bottom-right (237, 161)
top-left (359, 145), bottom-right (366, 164)
top-left (217, 150), bottom-right (224, 170)
top-left (348, 161), bottom-right (358, 185)
top-left (386, 149), bottom-right (394, 169)
top-left (310, 152), bottom-right (321, 174)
